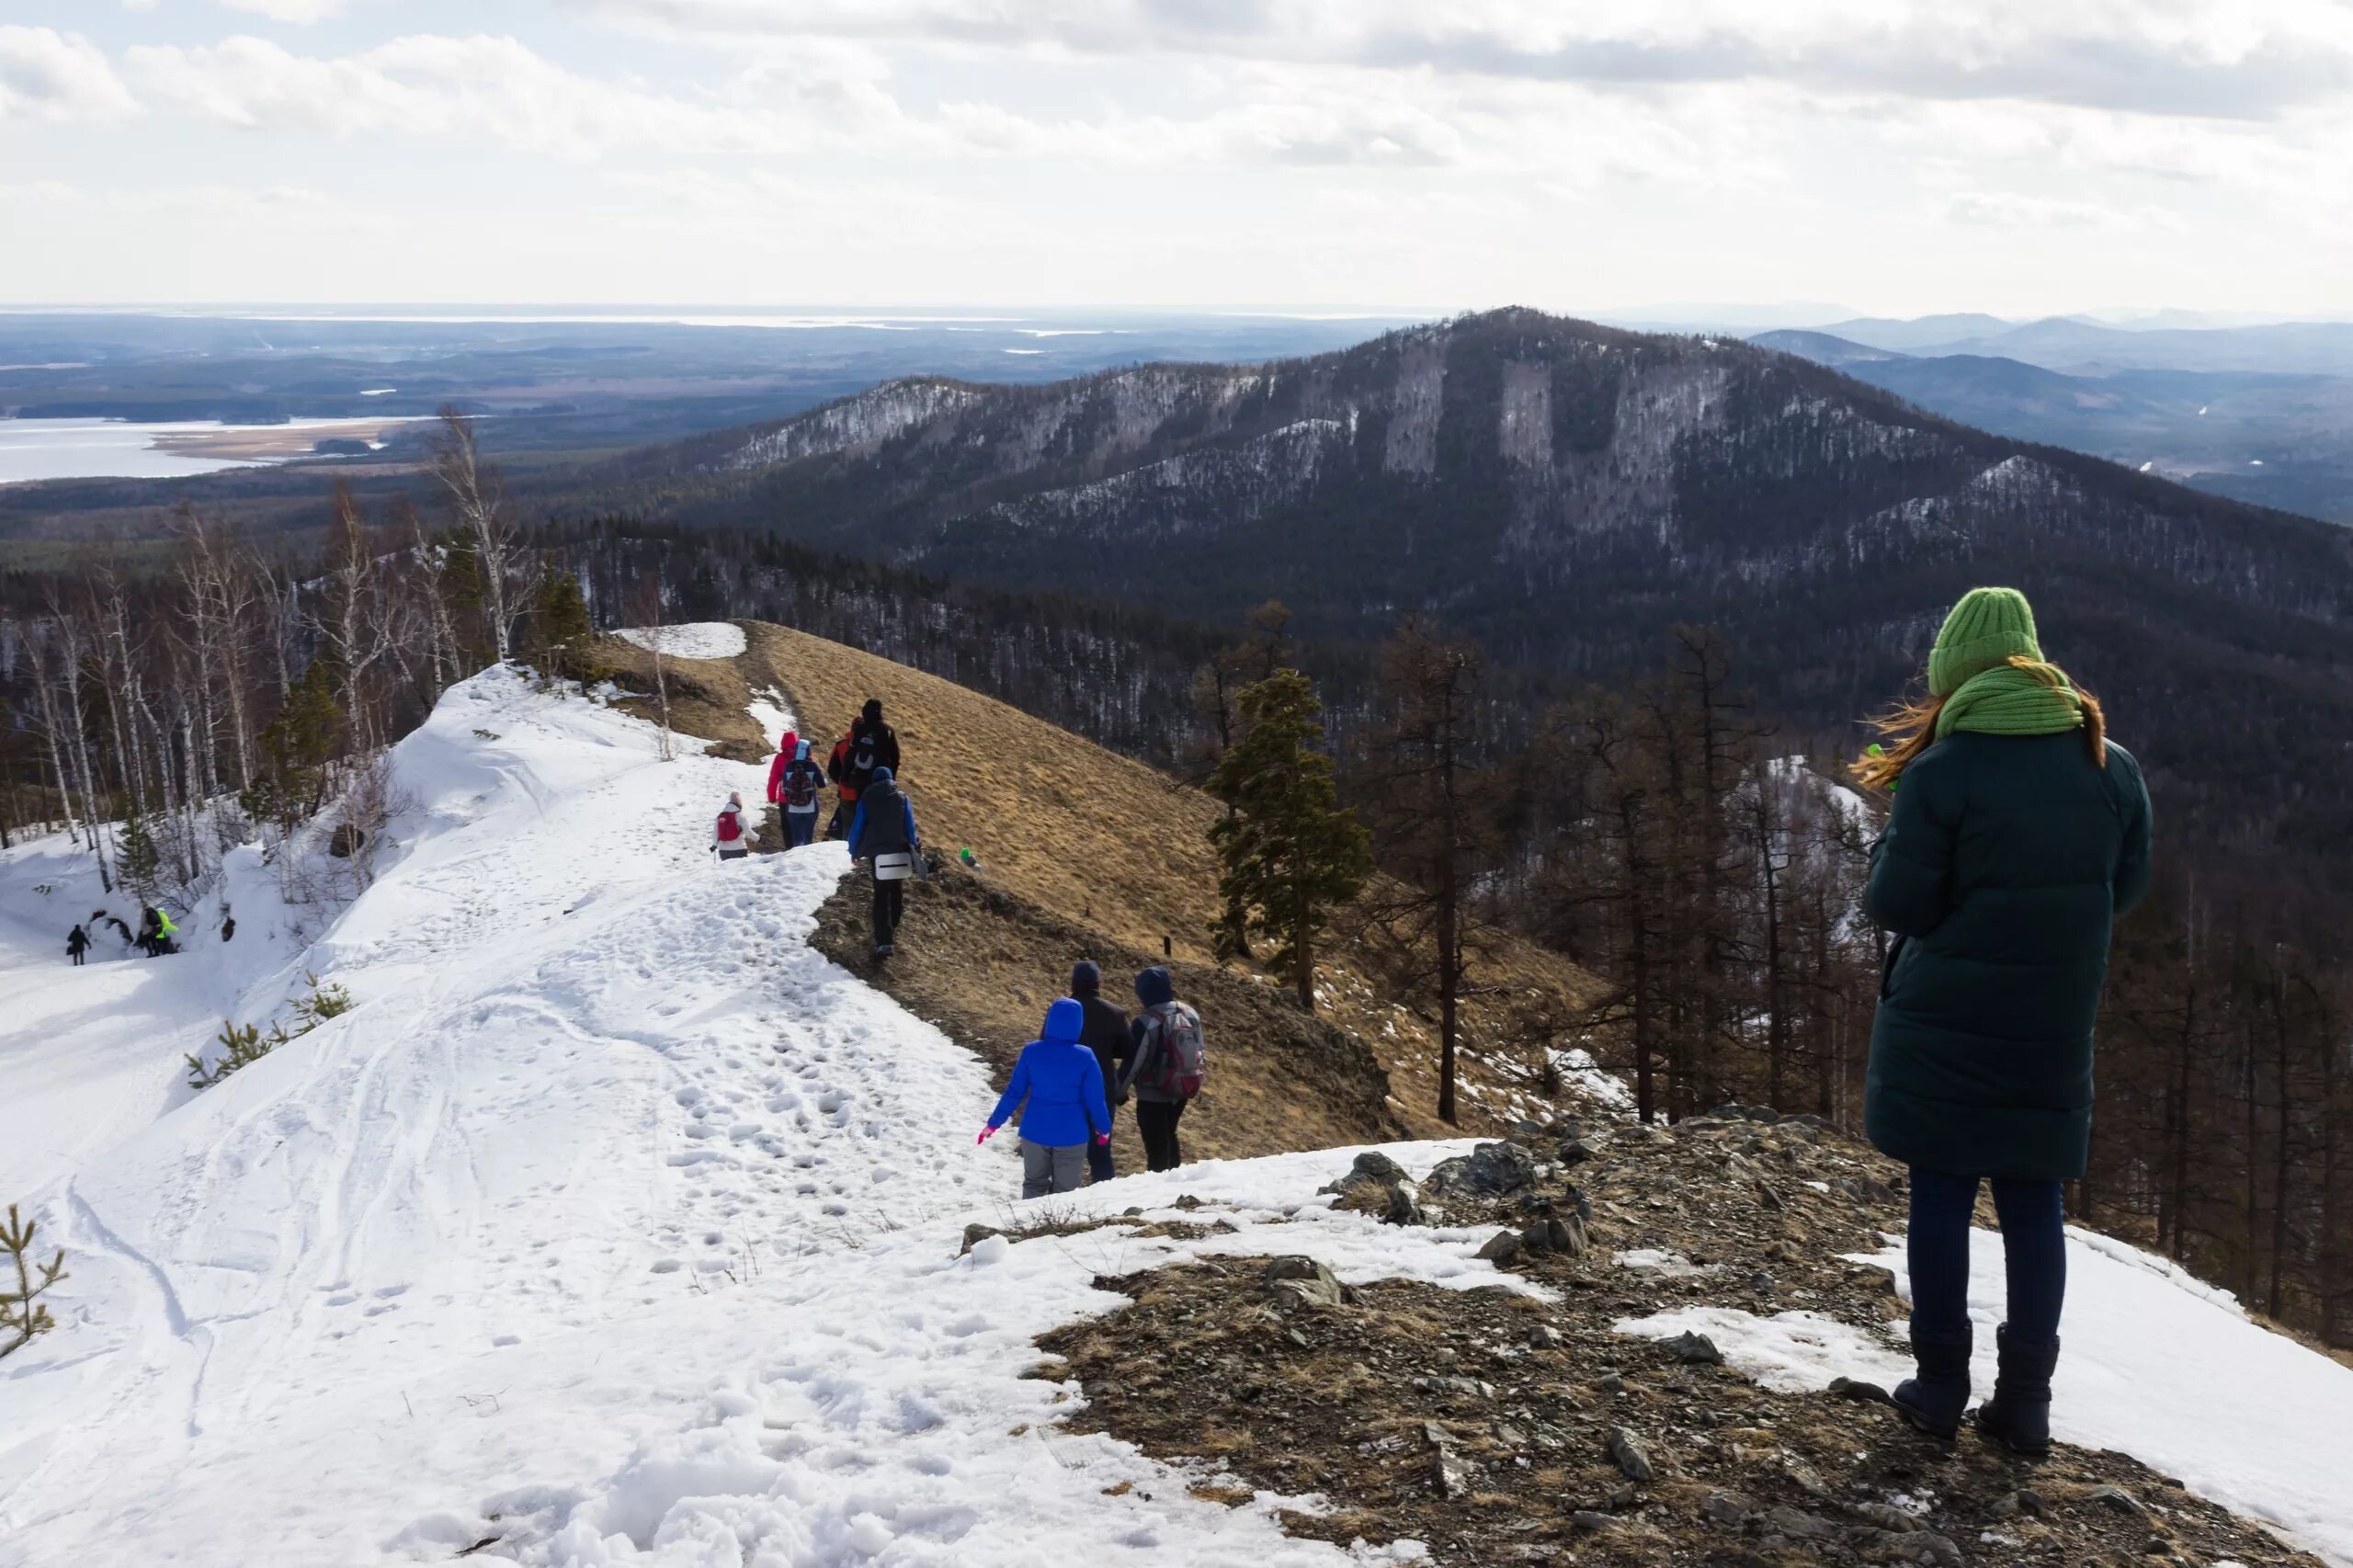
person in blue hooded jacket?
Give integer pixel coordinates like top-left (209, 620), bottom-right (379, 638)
top-left (979, 998), bottom-right (1113, 1198)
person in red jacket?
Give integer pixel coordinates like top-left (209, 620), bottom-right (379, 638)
top-left (764, 729), bottom-right (801, 807)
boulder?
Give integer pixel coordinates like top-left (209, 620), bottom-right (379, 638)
top-left (1663, 1331), bottom-right (1724, 1366)
top-left (1475, 1230), bottom-right (1522, 1266)
top-left (1262, 1255), bottom-right (1351, 1308)
top-left (1606, 1425), bottom-right (1654, 1483)
top-left (1423, 1141), bottom-right (1540, 1199)
top-left (1320, 1150), bottom-right (1410, 1194)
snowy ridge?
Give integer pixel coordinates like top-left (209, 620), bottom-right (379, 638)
top-left (0, 667), bottom-right (1498, 1565)
top-left (6, 666), bottom-right (2353, 1565)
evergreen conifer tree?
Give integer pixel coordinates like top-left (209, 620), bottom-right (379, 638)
top-left (1208, 668), bottom-right (1371, 1014)
top-left (531, 571), bottom-right (595, 678)
top-left (2, 1204), bottom-right (65, 1360)
top-left (116, 813), bottom-right (161, 897)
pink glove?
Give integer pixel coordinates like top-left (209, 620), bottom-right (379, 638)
top-left (977, 1124), bottom-right (999, 1144)
top-left (1094, 1133), bottom-right (1111, 1146)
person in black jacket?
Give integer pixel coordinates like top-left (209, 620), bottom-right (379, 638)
top-left (1856, 586), bottom-right (2153, 1457)
top-left (1067, 960), bottom-right (1132, 1182)
top-left (826, 699), bottom-right (902, 840)
top-left (66, 923), bottom-right (90, 966)
top-left (846, 766), bottom-right (920, 958)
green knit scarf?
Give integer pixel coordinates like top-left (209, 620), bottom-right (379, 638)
top-left (1935, 661), bottom-right (2085, 739)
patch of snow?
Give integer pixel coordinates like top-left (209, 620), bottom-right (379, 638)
top-left (1548, 1046), bottom-right (1631, 1109)
top-left (614, 621), bottom-right (746, 660)
top-left (1618, 1306), bottom-right (1897, 1392)
top-left (1612, 1248), bottom-right (1720, 1278)
top-left (1620, 1226), bottom-right (2353, 1566)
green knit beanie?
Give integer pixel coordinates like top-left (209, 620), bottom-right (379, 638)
top-left (1927, 586), bottom-right (2043, 698)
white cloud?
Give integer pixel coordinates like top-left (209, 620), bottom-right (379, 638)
top-left (0, 26), bottom-right (142, 120)
top-left (1941, 190), bottom-right (2188, 232)
top-left (559, 0), bottom-right (2353, 119)
top-left (220, 0), bottom-right (352, 23)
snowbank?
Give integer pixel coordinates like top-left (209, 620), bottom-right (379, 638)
top-left (0, 666), bottom-right (1511, 1565)
top-left (613, 622), bottom-right (747, 660)
top-left (1620, 1228), bottom-right (2353, 1565)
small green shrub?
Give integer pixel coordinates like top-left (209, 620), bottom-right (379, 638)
top-left (2, 1204), bottom-right (66, 1361)
top-left (188, 974), bottom-right (356, 1090)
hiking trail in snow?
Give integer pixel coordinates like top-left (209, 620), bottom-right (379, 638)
top-left (4, 665), bottom-right (2351, 1566)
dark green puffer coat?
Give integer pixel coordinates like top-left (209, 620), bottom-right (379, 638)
top-left (1863, 731), bottom-right (2154, 1181)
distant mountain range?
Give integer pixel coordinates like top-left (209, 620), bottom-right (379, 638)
top-left (1752, 325), bottom-right (2353, 523)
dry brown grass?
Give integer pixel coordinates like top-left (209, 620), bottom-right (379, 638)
top-left (584, 618), bottom-right (1610, 1156)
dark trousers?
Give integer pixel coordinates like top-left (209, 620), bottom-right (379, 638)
top-left (826, 801), bottom-right (851, 840)
top-left (1906, 1167), bottom-right (2066, 1343)
top-left (1086, 1104), bottom-right (1120, 1182)
top-left (71, 950), bottom-right (85, 966)
top-left (1136, 1098), bottom-right (1187, 1173)
top-left (871, 876), bottom-right (904, 948)
top-left (785, 810), bottom-right (817, 847)
top-left (718, 847), bottom-right (748, 861)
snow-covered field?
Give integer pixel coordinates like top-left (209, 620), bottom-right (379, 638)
top-left (3, 667), bottom-right (2350, 1566)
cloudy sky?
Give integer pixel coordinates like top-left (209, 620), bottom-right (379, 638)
top-left (3, 0), bottom-right (2350, 315)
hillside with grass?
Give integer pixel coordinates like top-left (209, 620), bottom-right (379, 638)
top-left (581, 619), bottom-right (1611, 1166)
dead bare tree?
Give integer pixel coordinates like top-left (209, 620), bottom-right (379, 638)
top-left (631, 571), bottom-right (676, 762)
top-left (428, 408), bottom-right (527, 665)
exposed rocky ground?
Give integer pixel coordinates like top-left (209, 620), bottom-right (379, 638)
top-left (1036, 1114), bottom-right (2326, 1568)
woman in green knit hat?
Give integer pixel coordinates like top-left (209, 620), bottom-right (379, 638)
top-left (1853, 586), bottom-right (2153, 1456)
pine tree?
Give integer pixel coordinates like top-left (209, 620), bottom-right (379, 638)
top-left (2, 1204), bottom-right (66, 1360)
top-left (1360, 620), bottom-right (1499, 1123)
top-left (116, 813), bottom-right (161, 897)
top-left (1208, 668), bottom-right (1371, 1014)
top-left (530, 571), bottom-right (595, 679)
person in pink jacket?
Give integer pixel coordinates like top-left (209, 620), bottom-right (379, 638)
top-left (764, 728), bottom-right (801, 806)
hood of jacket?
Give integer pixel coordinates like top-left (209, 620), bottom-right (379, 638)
top-left (1042, 996), bottom-right (1085, 1044)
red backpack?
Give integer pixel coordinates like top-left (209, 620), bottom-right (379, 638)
top-left (1136, 1002), bottom-right (1206, 1099)
top-left (715, 809), bottom-right (743, 844)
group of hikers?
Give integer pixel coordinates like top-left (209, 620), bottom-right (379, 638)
top-left (63, 905), bottom-right (177, 964)
top-left (981, 960), bottom-right (1207, 1195)
top-left (713, 698), bottom-right (921, 957)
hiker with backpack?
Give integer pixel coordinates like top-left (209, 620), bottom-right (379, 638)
top-left (846, 766), bottom-right (921, 958)
top-left (1856, 587), bottom-right (2153, 1458)
top-left (776, 739), bottom-right (825, 848)
top-left (1118, 966), bottom-right (1203, 1173)
top-left (66, 924), bottom-right (90, 966)
top-left (826, 699), bottom-right (900, 840)
top-left (979, 997), bottom-right (1113, 1199)
top-left (713, 791), bottom-right (753, 860)
top-left (1068, 960), bottom-right (1132, 1183)
top-left (139, 905), bottom-right (179, 957)
top-left (764, 728), bottom-right (801, 812)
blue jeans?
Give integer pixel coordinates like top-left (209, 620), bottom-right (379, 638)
top-left (785, 810), bottom-right (817, 847)
top-left (1906, 1167), bottom-right (2067, 1343)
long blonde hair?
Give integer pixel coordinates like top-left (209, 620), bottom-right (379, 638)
top-left (1851, 655), bottom-right (2106, 790)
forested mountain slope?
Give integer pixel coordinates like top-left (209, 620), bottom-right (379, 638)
top-left (597, 307), bottom-right (2353, 895)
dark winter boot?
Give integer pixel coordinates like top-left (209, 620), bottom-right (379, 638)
top-left (1974, 1326), bottom-right (2058, 1458)
top-left (1890, 1321), bottom-right (1972, 1440)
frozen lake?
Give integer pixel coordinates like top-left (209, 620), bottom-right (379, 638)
top-left (0, 416), bottom-right (416, 484)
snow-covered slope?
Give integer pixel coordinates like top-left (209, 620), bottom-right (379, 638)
top-left (4, 666), bottom-right (2350, 1567)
